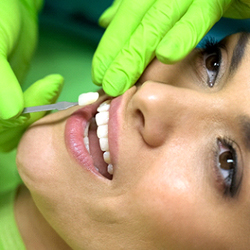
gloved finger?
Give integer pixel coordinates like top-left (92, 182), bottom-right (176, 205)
top-left (23, 74), bottom-right (64, 124)
top-left (223, 0), bottom-right (250, 19)
top-left (0, 0), bottom-right (41, 121)
top-left (34, 0), bottom-right (44, 12)
top-left (0, 114), bottom-right (30, 128)
top-left (21, 0), bottom-right (44, 14)
top-left (0, 126), bottom-right (26, 152)
top-left (101, 0), bottom-right (191, 96)
top-left (8, 16), bottom-right (37, 84)
top-left (0, 55), bottom-right (24, 120)
top-left (99, 0), bottom-right (123, 28)
top-left (0, 74), bottom-right (64, 152)
top-left (92, 0), bottom-right (155, 86)
top-left (156, 0), bottom-right (231, 63)
top-left (3, 74), bottom-right (63, 127)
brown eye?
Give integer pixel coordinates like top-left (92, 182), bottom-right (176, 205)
top-left (219, 151), bottom-right (235, 171)
top-left (204, 51), bottom-right (221, 88)
top-left (205, 53), bottom-right (220, 71)
top-left (217, 139), bottom-right (237, 193)
top-left (215, 138), bottom-right (242, 197)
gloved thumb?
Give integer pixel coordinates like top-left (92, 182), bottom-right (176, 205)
top-left (99, 0), bottom-right (122, 28)
top-left (0, 55), bottom-right (24, 120)
top-left (23, 74), bottom-right (64, 124)
top-left (0, 74), bottom-right (64, 152)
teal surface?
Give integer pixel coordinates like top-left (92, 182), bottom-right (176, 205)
top-left (40, 0), bottom-right (113, 44)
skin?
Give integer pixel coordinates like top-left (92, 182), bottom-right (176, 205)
top-left (15, 33), bottom-right (250, 249)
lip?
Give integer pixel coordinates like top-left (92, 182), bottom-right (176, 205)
top-left (65, 97), bottom-right (108, 179)
top-left (65, 87), bottom-right (137, 179)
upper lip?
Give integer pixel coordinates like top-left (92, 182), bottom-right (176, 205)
top-left (108, 86), bottom-right (138, 167)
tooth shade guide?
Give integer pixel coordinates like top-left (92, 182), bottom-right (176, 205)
top-left (78, 92), bottom-right (99, 106)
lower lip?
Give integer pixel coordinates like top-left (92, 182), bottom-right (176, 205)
top-left (65, 102), bottom-right (102, 177)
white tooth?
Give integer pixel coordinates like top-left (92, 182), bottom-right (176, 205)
top-left (103, 151), bottom-right (111, 164)
top-left (84, 122), bottom-right (90, 137)
top-left (96, 112), bottom-right (109, 126)
top-left (84, 136), bottom-right (89, 146)
top-left (78, 92), bottom-right (99, 106)
top-left (86, 144), bottom-right (90, 153)
top-left (97, 125), bottom-right (108, 138)
top-left (107, 164), bottom-right (113, 175)
top-left (97, 100), bottom-right (110, 112)
top-left (95, 112), bottom-right (109, 126)
top-left (100, 138), bottom-right (109, 151)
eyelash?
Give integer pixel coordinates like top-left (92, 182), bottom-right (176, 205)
top-left (213, 137), bottom-right (239, 197)
top-left (200, 37), bottom-right (225, 87)
top-left (202, 37), bottom-right (221, 51)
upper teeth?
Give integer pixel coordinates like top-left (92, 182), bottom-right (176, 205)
top-left (83, 100), bottom-right (113, 176)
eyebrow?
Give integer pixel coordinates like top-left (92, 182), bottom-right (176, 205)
top-left (229, 32), bottom-right (250, 78)
top-left (239, 116), bottom-right (250, 151)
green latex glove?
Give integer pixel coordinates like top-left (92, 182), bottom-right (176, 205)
top-left (0, 0), bottom-right (43, 120)
top-left (0, 74), bottom-right (64, 152)
top-left (92, 0), bottom-right (250, 97)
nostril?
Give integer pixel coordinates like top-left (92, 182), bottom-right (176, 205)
top-left (135, 107), bottom-right (170, 147)
top-left (136, 109), bottom-right (145, 128)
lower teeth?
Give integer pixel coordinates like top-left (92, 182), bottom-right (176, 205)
top-left (107, 164), bottom-right (114, 175)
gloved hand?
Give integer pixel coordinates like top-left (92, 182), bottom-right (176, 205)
top-left (0, 74), bottom-right (64, 152)
top-left (0, 0), bottom-right (43, 120)
top-left (92, 0), bottom-right (250, 97)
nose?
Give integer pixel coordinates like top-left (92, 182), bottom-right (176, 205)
top-left (131, 81), bottom-right (211, 147)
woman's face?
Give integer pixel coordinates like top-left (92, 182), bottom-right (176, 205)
top-left (17, 33), bottom-right (250, 249)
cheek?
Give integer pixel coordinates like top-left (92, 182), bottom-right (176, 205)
top-left (16, 118), bottom-right (68, 193)
top-left (17, 124), bottom-right (53, 183)
top-left (122, 143), bottom-right (218, 248)
top-left (133, 166), bottom-right (194, 228)
top-left (129, 171), bottom-right (207, 248)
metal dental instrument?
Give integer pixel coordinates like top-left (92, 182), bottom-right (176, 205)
top-left (22, 102), bottom-right (78, 114)
top-left (22, 92), bottom-right (99, 114)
